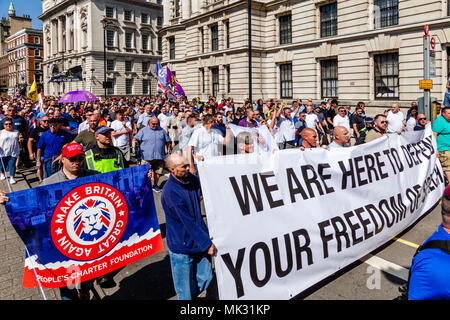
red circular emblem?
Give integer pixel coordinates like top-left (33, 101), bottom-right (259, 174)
top-left (51, 183), bottom-right (128, 261)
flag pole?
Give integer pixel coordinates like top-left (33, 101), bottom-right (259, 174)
top-left (0, 157), bottom-right (47, 300)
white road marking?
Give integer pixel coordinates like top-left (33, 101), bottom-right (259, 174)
top-left (361, 254), bottom-right (409, 281)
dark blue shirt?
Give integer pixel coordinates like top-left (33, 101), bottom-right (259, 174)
top-left (213, 123), bottom-right (226, 137)
top-left (161, 173), bottom-right (212, 254)
top-left (414, 125), bottom-right (425, 131)
top-left (37, 129), bottom-right (72, 160)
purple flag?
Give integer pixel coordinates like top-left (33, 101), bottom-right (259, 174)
top-left (166, 67), bottom-right (185, 96)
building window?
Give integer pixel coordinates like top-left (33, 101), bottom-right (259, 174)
top-left (142, 34), bottom-right (149, 50)
top-left (107, 59), bottom-right (115, 71)
top-left (107, 79), bottom-right (115, 95)
top-left (34, 37), bottom-right (40, 44)
top-left (142, 61), bottom-right (149, 73)
top-left (211, 67), bottom-right (219, 97)
top-left (124, 10), bottom-right (132, 21)
top-left (200, 68), bottom-right (205, 93)
top-left (143, 79), bottom-right (149, 95)
top-left (106, 30), bottom-right (114, 47)
top-left (280, 63), bottom-right (293, 99)
top-left (447, 47), bottom-right (450, 75)
top-left (141, 13), bottom-right (148, 24)
top-left (157, 17), bottom-right (163, 26)
top-left (200, 28), bottom-right (204, 53)
top-left (125, 32), bottom-right (133, 48)
top-left (125, 61), bottom-right (133, 72)
top-left (374, 52), bottom-right (399, 99)
top-left (225, 21), bottom-right (230, 49)
top-left (175, 0), bottom-right (181, 17)
top-left (321, 59), bottom-right (338, 98)
top-left (157, 0), bottom-right (162, 4)
top-left (279, 14), bottom-right (292, 45)
top-left (126, 78), bottom-right (133, 95)
top-left (374, 0), bottom-right (398, 28)
top-left (106, 7), bottom-right (114, 18)
top-left (35, 62), bottom-right (40, 70)
top-left (169, 37), bottom-right (175, 59)
top-left (35, 49), bottom-right (40, 56)
top-left (211, 25), bottom-right (219, 51)
top-left (320, 2), bottom-right (337, 38)
top-left (225, 65), bottom-right (230, 93)
top-left (157, 36), bottom-right (162, 54)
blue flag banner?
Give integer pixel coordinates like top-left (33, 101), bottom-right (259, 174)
top-left (155, 60), bottom-right (167, 93)
top-left (5, 165), bottom-right (164, 288)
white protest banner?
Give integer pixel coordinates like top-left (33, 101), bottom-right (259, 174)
top-left (228, 123), bottom-right (279, 153)
top-left (198, 125), bottom-right (444, 300)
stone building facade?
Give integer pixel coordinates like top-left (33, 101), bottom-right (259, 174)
top-left (159, 0), bottom-right (450, 112)
top-left (39, 0), bottom-right (163, 97)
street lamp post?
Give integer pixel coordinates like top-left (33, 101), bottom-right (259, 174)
top-left (248, 0), bottom-right (252, 104)
top-left (101, 18), bottom-right (108, 99)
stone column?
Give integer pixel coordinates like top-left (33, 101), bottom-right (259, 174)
top-left (182, 0), bottom-right (191, 20)
top-left (191, 0), bottom-right (200, 14)
top-left (163, 0), bottom-right (171, 26)
top-left (58, 17), bottom-right (63, 53)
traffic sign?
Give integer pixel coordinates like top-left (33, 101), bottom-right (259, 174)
top-left (430, 37), bottom-right (435, 51)
top-left (424, 24), bottom-right (429, 35)
top-left (419, 80), bottom-right (433, 90)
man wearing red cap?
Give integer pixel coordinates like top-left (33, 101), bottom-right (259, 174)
top-left (407, 185), bottom-right (450, 300)
top-left (40, 142), bottom-right (98, 185)
top-left (39, 142), bottom-right (100, 299)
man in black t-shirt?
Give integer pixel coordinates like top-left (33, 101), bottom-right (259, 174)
top-left (27, 116), bottom-right (50, 182)
top-left (326, 99), bottom-right (338, 130)
top-left (350, 106), bottom-right (367, 145)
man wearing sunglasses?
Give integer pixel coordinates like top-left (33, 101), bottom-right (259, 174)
top-left (36, 118), bottom-right (73, 178)
top-left (413, 114), bottom-right (427, 131)
top-left (365, 114), bottom-right (389, 143)
top-left (27, 116), bottom-right (50, 182)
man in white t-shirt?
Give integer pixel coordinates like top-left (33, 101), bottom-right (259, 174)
top-left (333, 106), bottom-right (351, 133)
top-left (110, 109), bottom-right (132, 161)
top-left (386, 103), bottom-right (404, 134)
top-left (187, 114), bottom-right (229, 175)
top-left (158, 106), bottom-right (170, 132)
top-left (275, 106), bottom-right (296, 149)
top-left (304, 103), bottom-right (323, 133)
top-left (406, 108), bottom-right (418, 132)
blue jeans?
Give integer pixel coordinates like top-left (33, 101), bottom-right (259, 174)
top-left (0, 156), bottom-right (17, 177)
top-left (169, 250), bottom-right (213, 300)
top-left (43, 156), bottom-right (59, 178)
top-left (444, 92), bottom-right (450, 107)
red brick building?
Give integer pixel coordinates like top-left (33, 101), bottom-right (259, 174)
top-left (7, 28), bottom-right (43, 94)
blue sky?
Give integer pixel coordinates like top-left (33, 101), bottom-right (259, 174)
top-left (0, 0), bottom-right (42, 29)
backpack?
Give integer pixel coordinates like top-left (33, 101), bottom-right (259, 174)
top-left (396, 240), bottom-right (450, 300)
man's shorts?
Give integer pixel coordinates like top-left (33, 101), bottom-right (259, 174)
top-left (439, 151), bottom-right (450, 172)
top-left (117, 145), bottom-right (130, 162)
top-left (147, 159), bottom-right (165, 174)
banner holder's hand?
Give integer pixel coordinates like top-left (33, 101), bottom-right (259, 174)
top-left (207, 243), bottom-right (217, 256)
top-left (0, 190), bottom-right (9, 204)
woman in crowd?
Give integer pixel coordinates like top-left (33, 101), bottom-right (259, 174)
top-left (0, 117), bottom-right (21, 184)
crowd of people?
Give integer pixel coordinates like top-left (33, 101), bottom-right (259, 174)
top-left (0, 92), bottom-right (448, 301)
top-left (0, 95), bottom-right (446, 185)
